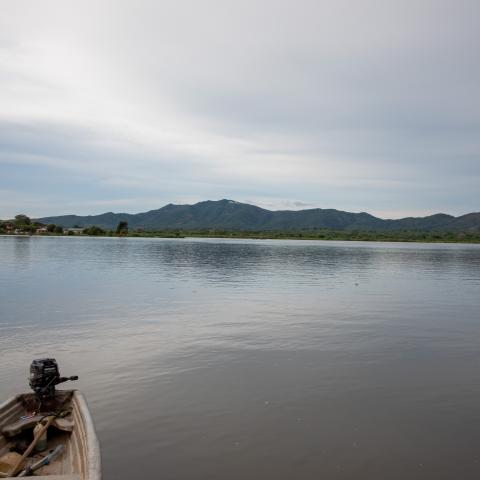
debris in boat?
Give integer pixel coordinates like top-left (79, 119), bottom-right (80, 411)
top-left (7, 415), bottom-right (56, 476)
top-left (12, 437), bottom-right (30, 454)
top-left (0, 451), bottom-right (26, 477)
top-left (33, 418), bottom-right (49, 452)
top-left (19, 414), bottom-right (36, 421)
top-left (18, 444), bottom-right (65, 477)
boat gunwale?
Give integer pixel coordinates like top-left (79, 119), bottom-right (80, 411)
top-left (72, 391), bottom-right (101, 480)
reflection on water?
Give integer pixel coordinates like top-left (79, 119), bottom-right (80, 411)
top-left (1, 236), bottom-right (480, 479)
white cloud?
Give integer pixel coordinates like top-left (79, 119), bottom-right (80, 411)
top-left (0, 0), bottom-right (479, 218)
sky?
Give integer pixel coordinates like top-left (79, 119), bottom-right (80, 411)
top-left (0, 0), bottom-right (479, 219)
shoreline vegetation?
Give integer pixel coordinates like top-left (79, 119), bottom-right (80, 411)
top-left (1, 216), bottom-right (480, 244)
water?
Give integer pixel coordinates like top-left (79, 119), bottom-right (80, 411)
top-left (1, 236), bottom-right (480, 479)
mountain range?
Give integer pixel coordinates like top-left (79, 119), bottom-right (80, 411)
top-left (35, 200), bottom-right (480, 232)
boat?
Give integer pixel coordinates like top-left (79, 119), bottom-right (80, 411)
top-left (0, 359), bottom-right (101, 479)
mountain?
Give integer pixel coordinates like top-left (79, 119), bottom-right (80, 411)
top-left (35, 199), bottom-right (480, 232)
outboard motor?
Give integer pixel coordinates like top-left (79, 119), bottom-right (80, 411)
top-left (29, 358), bottom-right (78, 400)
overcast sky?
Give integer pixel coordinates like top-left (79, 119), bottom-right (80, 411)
top-left (1, 0), bottom-right (479, 219)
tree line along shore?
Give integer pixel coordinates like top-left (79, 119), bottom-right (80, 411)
top-left (1, 214), bottom-right (480, 243)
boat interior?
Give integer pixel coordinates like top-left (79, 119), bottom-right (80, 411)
top-left (0, 391), bottom-right (84, 479)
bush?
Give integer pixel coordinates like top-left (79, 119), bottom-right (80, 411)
top-left (83, 226), bottom-right (106, 236)
top-left (116, 221), bottom-right (129, 234)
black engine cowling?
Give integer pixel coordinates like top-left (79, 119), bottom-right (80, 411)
top-left (29, 358), bottom-right (78, 399)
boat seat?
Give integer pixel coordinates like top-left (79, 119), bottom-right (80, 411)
top-left (1, 416), bottom-right (74, 438)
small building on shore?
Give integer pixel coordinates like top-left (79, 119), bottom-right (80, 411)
top-left (63, 227), bottom-right (84, 235)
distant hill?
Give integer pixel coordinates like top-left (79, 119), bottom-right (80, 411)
top-left (35, 199), bottom-right (480, 232)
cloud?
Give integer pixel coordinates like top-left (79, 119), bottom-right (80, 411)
top-left (0, 0), bottom-right (479, 218)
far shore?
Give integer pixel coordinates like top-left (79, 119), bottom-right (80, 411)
top-left (2, 230), bottom-right (480, 244)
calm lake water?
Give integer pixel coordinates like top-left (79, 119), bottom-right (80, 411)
top-left (1, 236), bottom-right (480, 479)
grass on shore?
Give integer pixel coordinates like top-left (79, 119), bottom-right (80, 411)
top-left (5, 228), bottom-right (479, 243)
